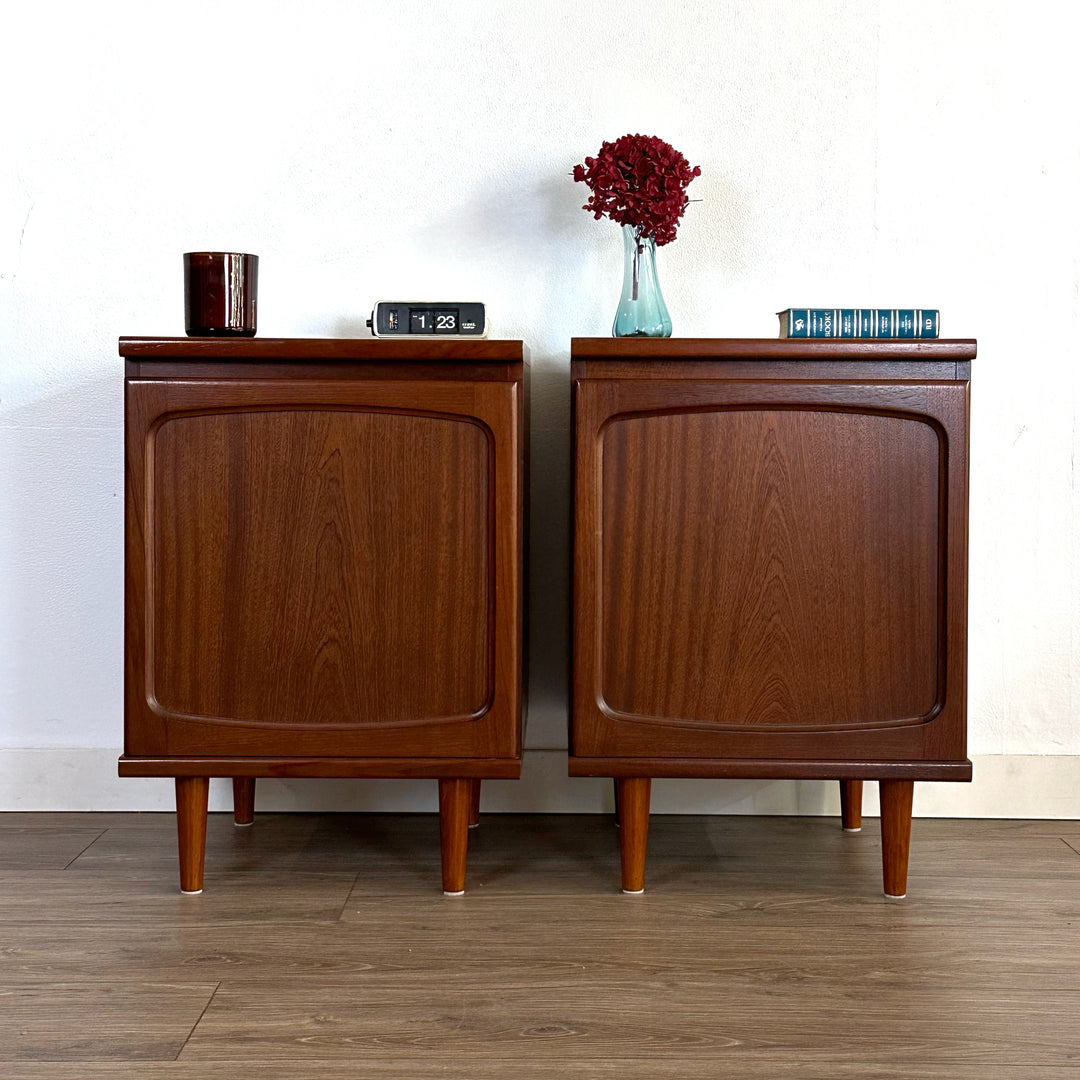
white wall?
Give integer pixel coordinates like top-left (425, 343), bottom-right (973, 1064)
top-left (2, 0), bottom-right (1078, 815)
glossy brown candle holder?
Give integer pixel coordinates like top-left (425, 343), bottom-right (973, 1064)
top-left (183, 252), bottom-right (258, 336)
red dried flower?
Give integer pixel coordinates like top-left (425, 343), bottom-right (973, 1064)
top-left (573, 134), bottom-right (701, 246)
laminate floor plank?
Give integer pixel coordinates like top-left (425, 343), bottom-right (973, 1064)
top-left (5, 1064), bottom-right (1080, 1080)
top-left (0, 983), bottom-right (217, 1062)
top-left (336, 818), bottom-right (1080, 921)
top-left (2, 919), bottom-right (1077, 991)
top-left (309, 816), bottom-right (1080, 895)
top-left (905, 817), bottom-right (1080, 838)
top-left (3, 918), bottom-right (1077, 990)
top-left (178, 980), bottom-right (1080, 1066)
top-left (0, 869), bottom-right (359, 925)
top-left (44, 813), bottom-right (1080, 888)
top-left (68, 814), bottom-right (459, 882)
top-left (0, 813), bottom-right (180, 831)
top-left (339, 887), bottom-right (1079, 931)
top-left (0, 828), bottom-right (107, 869)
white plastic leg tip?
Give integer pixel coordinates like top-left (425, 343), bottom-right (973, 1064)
top-left (234, 820), bottom-right (254, 827)
top-left (843, 826), bottom-right (862, 833)
top-left (622, 888), bottom-right (645, 895)
top-left (884, 892), bottom-right (907, 900)
top-left (468, 822), bottom-right (480, 829)
top-left (443, 890), bottom-right (465, 897)
top-left (180, 888), bottom-right (203, 895)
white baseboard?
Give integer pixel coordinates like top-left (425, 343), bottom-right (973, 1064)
top-left (1, 748), bottom-right (1077, 817)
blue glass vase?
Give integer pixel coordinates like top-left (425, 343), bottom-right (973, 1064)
top-left (612, 223), bottom-right (672, 338)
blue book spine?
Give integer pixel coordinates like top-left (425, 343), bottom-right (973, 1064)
top-left (778, 309), bottom-right (940, 338)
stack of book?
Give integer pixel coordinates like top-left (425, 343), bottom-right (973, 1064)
top-left (777, 308), bottom-right (939, 339)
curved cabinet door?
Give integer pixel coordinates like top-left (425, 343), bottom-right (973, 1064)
top-left (126, 376), bottom-right (521, 760)
top-left (572, 377), bottom-right (968, 767)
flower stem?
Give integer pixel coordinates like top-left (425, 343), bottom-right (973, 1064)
top-left (632, 228), bottom-right (642, 301)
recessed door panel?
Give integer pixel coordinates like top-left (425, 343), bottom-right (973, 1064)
top-left (598, 406), bottom-right (942, 731)
top-left (149, 407), bottom-right (491, 731)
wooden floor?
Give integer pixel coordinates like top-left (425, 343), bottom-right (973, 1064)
top-left (1, 811), bottom-right (1078, 1078)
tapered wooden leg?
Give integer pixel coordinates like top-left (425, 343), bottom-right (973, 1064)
top-left (175, 776), bottom-right (209, 895)
top-left (232, 777), bottom-right (255, 826)
top-left (468, 778), bottom-right (481, 828)
top-left (879, 779), bottom-right (914, 898)
top-left (616, 777), bottom-right (651, 894)
top-left (438, 778), bottom-right (472, 896)
top-left (839, 779), bottom-right (863, 831)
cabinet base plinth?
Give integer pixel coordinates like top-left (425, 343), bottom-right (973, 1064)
top-left (120, 756), bottom-right (521, 780)
top-left (567, 757), bottom-right (972, 782)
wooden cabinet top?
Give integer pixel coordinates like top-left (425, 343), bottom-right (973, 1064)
top-left (571, 337), bottom-right (975, 359)
top-left (571, 337), bottom-right (974, 382)
top-left (120, 337), bottom-right (525, 362)
top-left (120, 337), bottom-right (526, 381)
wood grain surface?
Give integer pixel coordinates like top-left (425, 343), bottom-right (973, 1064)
top-left (571, 350), bottom-right (970, 778)
top-left (149, 407), bottom-right (490, 728)
top-left (0, 812), bottom-right (1077, 1077)
top-left (569, 336), bottom-right (977, 362)
top-left (124, 361), bottom-right (524, 767)
top-left (598, 407), bottom-right (940, 728)
top-left (120, 336), bottom-right (524, 362)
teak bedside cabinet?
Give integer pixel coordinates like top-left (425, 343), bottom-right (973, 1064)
top-left (569, 337), bottom-right (974, 897)
top-left (121, 337), bottom-right (526, 895)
